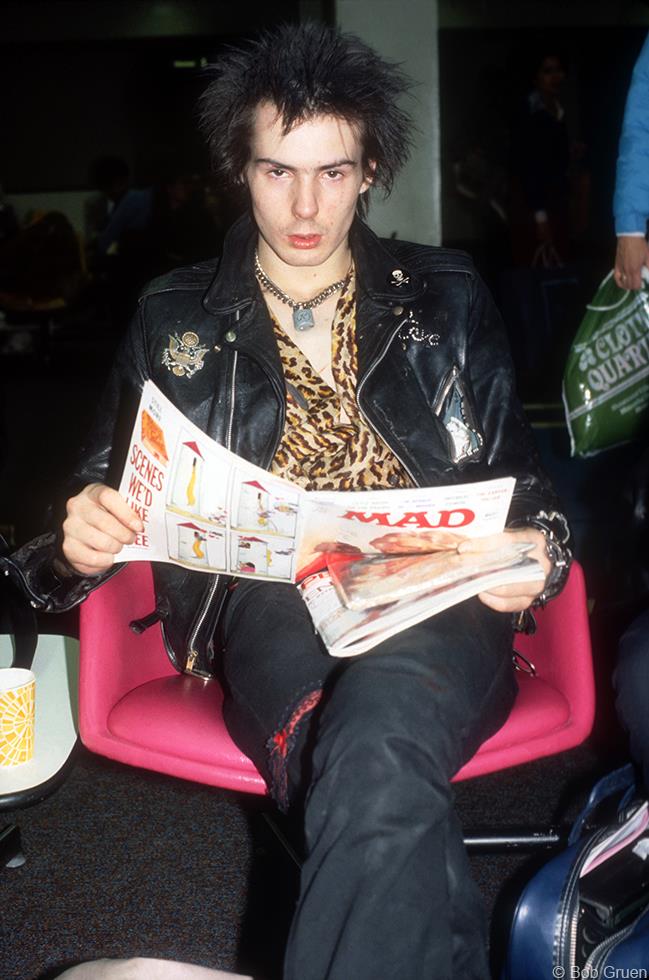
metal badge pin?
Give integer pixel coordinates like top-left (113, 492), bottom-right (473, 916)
top-left (162, 331), bottom-right (209, 378)
top-left (390, 269), bottom-right (411, 288)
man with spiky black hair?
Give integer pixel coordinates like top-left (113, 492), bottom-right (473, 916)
top-left (6, 22), bottom-right (571, 980)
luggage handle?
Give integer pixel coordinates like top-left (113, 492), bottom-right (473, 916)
top-left (585, 268), bottom-right (649, 313)
top-left (568, 763), bottom-right (637, 846)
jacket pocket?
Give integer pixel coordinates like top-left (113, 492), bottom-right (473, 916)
top-left (433, 365), bottom-right (484, 464)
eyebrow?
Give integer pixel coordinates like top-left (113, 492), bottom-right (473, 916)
top-left (254, 157), bottom-right (359, 171)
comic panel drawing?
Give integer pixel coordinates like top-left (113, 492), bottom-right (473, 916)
top-left (234, 477), bottom-right (299, 537)
top-left (141, 408), bottom-right (169, 465)
top-left (165, 515), bottom-right (226, 571)
top-left (230, 534), bottom-right (295, 581)
top-left (167, 438), bottom-right (228, 524)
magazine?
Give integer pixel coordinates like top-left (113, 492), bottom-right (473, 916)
top-left (116, 380), bottom-right (544, 655)
top-left (299, 541), bottom-right (544, 657)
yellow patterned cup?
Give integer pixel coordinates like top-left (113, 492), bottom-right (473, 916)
top-left (0, 668), bottom-right (35, 766)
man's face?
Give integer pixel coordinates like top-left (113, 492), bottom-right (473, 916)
top-left (536, 56), bottom-right (565, 99)
top-left (244, 102), bottom-right (373, 277)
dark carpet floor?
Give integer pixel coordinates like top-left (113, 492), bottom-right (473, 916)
top-left (1, 738), bottom-right (614, 980)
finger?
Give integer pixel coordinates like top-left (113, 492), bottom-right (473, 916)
top-left (480, 579), bottom-right (543, 599)
top-left (76, 500), bottom-right (139, 542)
top-left (65, 518), bottom-right (133, 556)
top-left (89, 485), bottom-right (144, 532)
top-left (477, 591), bottom-right (536, 613)
top-left (64, 507), bottom-right (137, 550)
top-left (61, 539), bottom-right (117, 575)
top-left (67, 491), bottom-right (141, 544)
top-left (629, 269), bottom-right (644, 291)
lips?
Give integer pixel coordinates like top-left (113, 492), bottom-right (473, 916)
top-left (288, 234), bottom-right (322, 249)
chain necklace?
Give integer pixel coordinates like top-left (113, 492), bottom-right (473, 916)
top-left (254, 252), bottom-right (349, 331)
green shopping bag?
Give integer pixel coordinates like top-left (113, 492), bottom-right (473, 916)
top-left (563, 270), bottom-right (649, 456)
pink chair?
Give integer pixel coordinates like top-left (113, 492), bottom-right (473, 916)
top-left (78, 561), bottom-right (594, 813)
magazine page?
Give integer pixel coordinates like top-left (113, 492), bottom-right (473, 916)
top-left (117, 380), bottom-right (307, 583)
top-left (299, 553), bottom-right (545, 658)
top-left (326, 540), bottom-right (541, 611)
top-left (116, 380), bottom-right (520, 588)
top-left (296, 477), bottom-right (516, 577)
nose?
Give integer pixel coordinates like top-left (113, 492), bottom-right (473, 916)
top-left (292, 176), bottom-right (318, 220)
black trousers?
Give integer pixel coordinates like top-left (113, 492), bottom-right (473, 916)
top-left (220, 580), bottom-right (517, 980)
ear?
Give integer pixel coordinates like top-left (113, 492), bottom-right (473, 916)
top-left (360, 160), bottom-right (377, 194)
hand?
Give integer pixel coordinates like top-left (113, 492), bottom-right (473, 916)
top-left (61, 483), bottom-right (143, 576)
top-left (614, 236), bottom-right (649, 290)
top-left (456, 528), bottom-right (551, 614)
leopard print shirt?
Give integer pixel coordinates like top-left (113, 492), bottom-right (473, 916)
top-left (269, 271), bottom-right (413, 492)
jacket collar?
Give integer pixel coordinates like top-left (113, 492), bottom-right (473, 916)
top-left (202, 211), bottom-right (426, 315)
top-left (349, 219), bottom-right (425, 305)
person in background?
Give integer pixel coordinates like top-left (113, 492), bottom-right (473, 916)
top-left (85, 156), bottom-right (154, 325)
top-left (509, 48), bottom-right (588, 266)
top-left (612, 33), bottom-right (649, 793)
top-left (85, 156), bottom-right (153, 263)
top-left (149, 167), bottom-right (222, 275)
top-left (613, 32), bottom-right (649, 291)
top-left (4, 24), bottom-right (572, 980)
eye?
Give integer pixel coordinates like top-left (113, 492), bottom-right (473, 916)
top-left (323, 169), bottom-right (344, 181)
top-left (268, 167), bottom-right (290, 179)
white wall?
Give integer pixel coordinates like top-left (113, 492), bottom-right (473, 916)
top-left (336, 0), bottom-right (441, 245)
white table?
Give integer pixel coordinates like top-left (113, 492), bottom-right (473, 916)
top-left (0, 633), bottom-right (79, 865)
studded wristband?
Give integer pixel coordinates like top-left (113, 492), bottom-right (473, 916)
top-left (509, 510), bottom-right (572, 604)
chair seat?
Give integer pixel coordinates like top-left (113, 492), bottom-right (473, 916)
top-left (107, 675), bottom-right (266, 794)
top-left (455, 671), bottom-right (572, 781)
top-left (108, 670), bottom-right (572, 790)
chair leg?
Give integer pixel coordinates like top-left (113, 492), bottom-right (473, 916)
top-left (261, 812), bottom-right (303, 868)
top-left (463, 825), bottom-right (564, 852)
top-left (1, 824), bottom-right (26, 867)
top-left (260, 810), bottom-right (566, 859)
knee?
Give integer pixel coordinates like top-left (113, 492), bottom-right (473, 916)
top-left (312, 657), bottom-right (459, 790)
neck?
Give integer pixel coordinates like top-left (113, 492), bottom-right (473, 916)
top-left (256, 238), bottom-right (352, 301)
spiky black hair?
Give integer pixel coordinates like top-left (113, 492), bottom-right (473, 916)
top-left (198, 23), bottom-right (414, 207)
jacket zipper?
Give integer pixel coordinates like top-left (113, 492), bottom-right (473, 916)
top-left (185, 345), bottom-right (239, 672)
top-left (434, 364), bottom-right (460, 415)
top-left (356, 317), bottom-right (419, 486)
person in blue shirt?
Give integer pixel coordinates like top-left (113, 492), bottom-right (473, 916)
top-left (612, 34), bottom-right (649, 792)
top-left (614, 33), bottom-right (649, 290)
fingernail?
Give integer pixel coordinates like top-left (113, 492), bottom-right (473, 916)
top-left (131, 520), bottom-right (144, 533)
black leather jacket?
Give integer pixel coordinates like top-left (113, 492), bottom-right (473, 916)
top-left (2, 214), bottom-right (570, 677)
